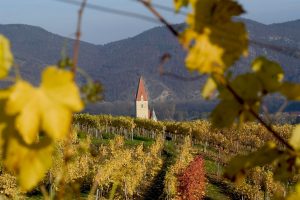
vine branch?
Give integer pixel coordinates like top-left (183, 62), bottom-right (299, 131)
top-left (140, 1), bottom-right (294, 151)
top-left (139, 0), bottom-right (179, 37)
top-left (72, 0), bottom-right (88, 76)
top-left (225, 83), bottom-right (294, 151)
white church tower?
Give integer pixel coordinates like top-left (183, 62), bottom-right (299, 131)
top-left (135, 76), bottom-right (149, 119)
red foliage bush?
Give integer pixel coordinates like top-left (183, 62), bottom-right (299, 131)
top-left (178, 156), bottom-right (206, 200)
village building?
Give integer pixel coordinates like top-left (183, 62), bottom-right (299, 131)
top-left (135, 76), bottom-right (157, 121)
top-left (150, 109), bottom-right (157, 121)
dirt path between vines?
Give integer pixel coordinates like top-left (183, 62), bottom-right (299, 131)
top-left (143, 148), bottom-right (175, 200)
top-left (205, 174), bottom-right (250, 200)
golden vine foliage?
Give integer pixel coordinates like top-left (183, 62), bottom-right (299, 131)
top-left (6, 67), bottom-right (83, 143)
top-left (0, 35), bottom-right (13, 79)
top-left (93, 135), bottom-right (164, 199)
top-left (173, 0), bottom-right (300, 127)
top-left (178, 0), bottom-right (248, 75)
top-left (164, 137), bottom-right (193, 199)
top-left (50, 130), bottom-right (92, 192)
top-left (290, 125), bottom-right (300, 151)
top-left (172, 0), bottom-right (300, 198)
top-left (0, 172), bottom-right (20, 198)
top-left (0, 35), bottom-right (83, 191)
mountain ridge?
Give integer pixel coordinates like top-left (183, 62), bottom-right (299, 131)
top-left (0, 19), bottom-right (300, 118)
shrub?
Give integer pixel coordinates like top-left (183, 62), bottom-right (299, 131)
top-left (178, 156), bottom-right (205, 200)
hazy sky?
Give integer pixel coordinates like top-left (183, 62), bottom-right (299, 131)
top-left (0, 0), bottom-right (300, 44)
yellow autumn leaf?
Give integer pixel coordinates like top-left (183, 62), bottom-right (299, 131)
top-left (41, 66), bottom-right (83, 111)
top-left (187, 0), bottom-right (215, 33)
top-left (187, 0), bottom-right (245, 33)
top-left (289, 125), bottom-right (300, 151)
top-left (210, 0), bottom-right (245, 23)
top-left (185, 28), bottom-right (225, 74)
top-left (0, 98), bottom-right (13, 148)
top-left (173, 0), bottom-right (189, 12)
top-left (280, 82), bottom-right (300, 101)
top-left (252, 57), bottom-right (284, 92)
top-left (287, 183), bottom-right (300, 200)
top-left (4, 81), bottom-right (39, 144)
top-left (230, 73), bottom-right (262, 101)
top-left (212, 74), bottom-right (261, 127)
top-left (202, 78), bottom-right (217, 99)
top-left (4, 135), bottom-right (53, 191)
top-left (0, 89), bottom-right (11, 99)
top-left (6, 66), bottom-right (83, 144)
top-left (180, 0), bottom-right (248, 74)
top-left (211, 100), bottom-right (241, 128)
top-left (0, 35), bottom-right (13, 79)
top-left (179, 29), bottom-right (197, 49)
top-left (210, 22), bottom-right (248, 67)
top-left (0, 95), bottom-right (53, 191)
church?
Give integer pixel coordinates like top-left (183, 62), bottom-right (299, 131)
top-left (135, 76), bottom-right (157, 121)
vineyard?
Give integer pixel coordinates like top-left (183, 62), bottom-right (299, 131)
top-left (0, 113), bottom-right (294, 199)
top-left (1, 0), bottom-right (300, 198)
top-left (72, 114), bottom-right (294, 199)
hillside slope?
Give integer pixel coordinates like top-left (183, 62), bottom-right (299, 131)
top-left (0, 19), bottom-right (300, 114)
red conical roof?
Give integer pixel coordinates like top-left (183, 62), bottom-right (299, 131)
top-left (136, 76), bottom-right (148, 101)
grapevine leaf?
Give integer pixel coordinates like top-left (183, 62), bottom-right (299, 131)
top-left (211, 100), bottom-right (241, 128)
top-left (239, 103), bottom-right (260, 124)
top-left (289, 125), bottom-right (300, 151)
top-left (181, 0), bottom-right (248, 74)
top-left (0, 99), bottom-right (53, 191)
top-left (224, 142), bottom-right (281, 182)
top-left (5, 81), bottom-right (39, 144)
top-left (280, 82), bottom-right (300, 101)
top-left (173, 0), bottom-right (188, 11)
top-left (6, 66), bottom-right (83, 144)
top-left (202, 78), bottom-right (217, 99)
top-left (41, 67), bottom-right (83, 111)
top-left (187, 0), bottom-right (215, 32)
top-left (4, 136), bottom-right (53, 191)
top-left (0, 35), bottom-right (13, 79)
top-left (186, 0), bottom-right (244, 32)
top-left (185, 28), bottom-right (225, 74)
top-left (229, 74), bottom-right (261, 123)
top-left (0, 89), bottom-right (11, 99)
top-left (287, 183), bottom-right (300, 200)
top-left (273, 154), bottom-right (297, 182)
top-left (210, 0), bottom-right (245, 22)
top-left (230, 73), bottom-right (261, 101)
top-left (179, 29), bottom-right (196, 49)
top-left (252, 57), bottom-right (284, 92)
top-left (213, 74), bottom-right (261, 127)
top-left (209, 22), bottom-right (248, 68)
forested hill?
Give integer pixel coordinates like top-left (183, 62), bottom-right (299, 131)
top-left (0, 19), bottom-right (300, 115)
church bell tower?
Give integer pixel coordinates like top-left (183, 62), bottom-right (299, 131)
top-left (135, 76), bottom-right (149, 119)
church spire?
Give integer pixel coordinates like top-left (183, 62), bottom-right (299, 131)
top-left (136, 76), bottom-right (148, 101)
top-left (135, 76), bottom-right (149, 119)
top-left (151, 109), bottom-right (158, 121)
